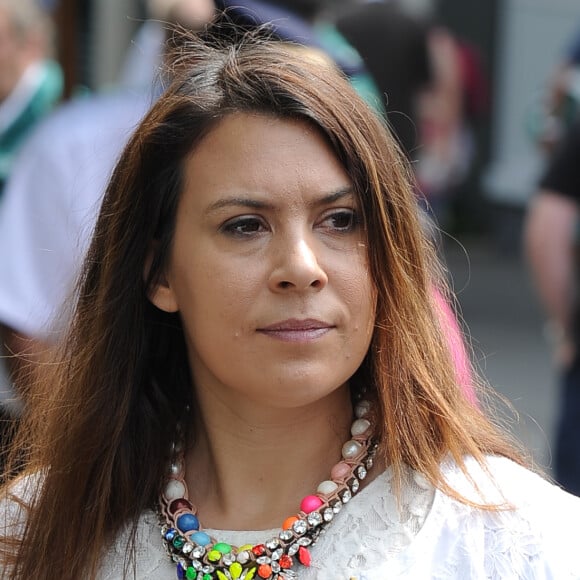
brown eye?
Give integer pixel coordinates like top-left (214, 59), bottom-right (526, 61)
top-left (320, 209), bottom-right (359, 232)
top-left (221, 216), bottom-right (268, 237)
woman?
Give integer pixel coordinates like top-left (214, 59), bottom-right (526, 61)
top-left (1, 23), bottom-right (579, 580)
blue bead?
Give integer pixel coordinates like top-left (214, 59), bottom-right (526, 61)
top-left (176, 562), bottom-right (186, 579)
top-left (165, 528), bottom-right (177, 541)
top-left (190, 531), bottom-right (211, 546)
top-left (177, 513), bottom-right (200, 532)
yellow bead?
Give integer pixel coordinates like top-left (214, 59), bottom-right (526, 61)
top-left (243, 567), bottom-right (257, 580)
top-left (229, 562), bottom-right (243, 579)
top-left (238, 544), bottom-right (253, 552)
top-left (216, 572), bottom-right (228, 580)
top-left (208, 549), bottom-right (221, 562)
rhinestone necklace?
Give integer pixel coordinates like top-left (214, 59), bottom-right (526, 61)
top-left (159, 399), bottom-right (377, 580)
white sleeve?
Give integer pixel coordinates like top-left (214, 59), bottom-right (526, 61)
top-left (0, 92), bottom-right (148, 341)
top-left (436, 457), bottom-right (580, 579)
top-left (0, 121), bottom-right (99, 340)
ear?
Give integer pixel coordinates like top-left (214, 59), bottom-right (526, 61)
top-left (144, 247), bottom-right (179, 313)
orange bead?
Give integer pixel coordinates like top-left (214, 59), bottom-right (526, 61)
top-left (282, 515), bottom-right (299, 530)
top-left (258, 564), bottom-right (272, 578)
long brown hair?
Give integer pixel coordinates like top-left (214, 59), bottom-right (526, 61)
top-left (0, 21), bottom-right (523, 579)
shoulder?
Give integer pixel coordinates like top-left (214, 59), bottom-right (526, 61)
top-left (3, 90), bottom-right (151, 208)
top-left (23, 91), bottom-right (150, 148)
top-left (0, 473), bottom-right (43, 538)
top-left (98, 510), bottom-right (173, 580)
top-left (426, 456), bottom-right (580, 577)
top-left (441, 455), bottom-right (577, 508)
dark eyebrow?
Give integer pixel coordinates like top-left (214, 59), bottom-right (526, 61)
top-left (204, 186), bottom-right (354, 216)
top-left (316, 186), bottom-right (354, 205)
top-left (204, 197), bottom-right (275, 215)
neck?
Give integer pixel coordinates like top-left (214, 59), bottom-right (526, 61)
top-left (184, 385), bottom-right (353, 530)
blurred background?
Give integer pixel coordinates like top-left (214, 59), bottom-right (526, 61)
top-left (3, 0), bottom-right (580, 481)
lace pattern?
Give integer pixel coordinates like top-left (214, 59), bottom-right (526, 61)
top-left (3, 458), bottom-right (580, 579)
top-left (97, 458), bottom-right (580, 579)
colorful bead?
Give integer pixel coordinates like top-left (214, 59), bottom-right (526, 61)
top-left (161, 412), bottom-right (375, 580)
top-left (257, 564), bottom-right (272, 578)
top-left (298, 547), bottom-right (311, 567)
top-left (177, 513), bottom-right (200, 533)
top-left (342, 440), bottom-right (362, 459)
top-left (251, 544), bottom-right (266, 557)
top-left (355, 400), bottom-right (371, 418)
top-left (169, 498), bottom-right (193, 514)
top-left (190, 531), bottom-right (211, 546)
top-left (164, 480), bottom-right (187, 501)
top-left (316, 480), bottom-right (339, 495)
top-left (169, 461), bottom-right (183, 476)
top-left (300, 495), bottom-right (323, 513)
top-left (282, 516), bottom-right (298, 530)
top-left (351, 418), bottom-right (371, 437)
top-left (214, 542), bottom-right (232, 554)
top-left (330, 462), bottom-right (350, 480)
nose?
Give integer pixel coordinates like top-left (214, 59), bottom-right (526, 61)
top-left (268, 236), bottom-right (328, 292)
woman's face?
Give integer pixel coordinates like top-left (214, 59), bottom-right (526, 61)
top-left (151, 113), bottom-right (376, 409)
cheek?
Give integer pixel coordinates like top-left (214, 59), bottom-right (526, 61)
top-left (333, 261), bottom-right (376, 355)
top-left (173, 253), bottom-right (262, 331)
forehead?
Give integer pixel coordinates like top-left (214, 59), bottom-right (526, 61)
top-left (181, 112), bottom-right (352, 206)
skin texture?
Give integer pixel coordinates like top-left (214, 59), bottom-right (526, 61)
top-left (150, 112), bottom-right (376, 529)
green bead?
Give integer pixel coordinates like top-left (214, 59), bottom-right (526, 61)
top-left (229, 562), bottom-right (243, 579)
top-left (202, 575), bottom-right (212, 580)
top-left (214, 542), bottom-right (232, 554)
top-left (172, 536), bottom-right (185, 549)
top-left (243, 567), bottom-right (257, 580)
top-left (207, 549), bottom-right (221, 562)
top-left (216, 572), bottom-right (228, 580)
top-left (186, 567), bottom-right (196, 580)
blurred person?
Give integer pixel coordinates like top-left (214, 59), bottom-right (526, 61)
top-left (218, 0), bottom-right (385, 114)
top-left (0, 26), bottom-right (579, 580)
top-left (524, 119), bottom-right (580, 495)
top-left (0, 0), bottom-right (61, 197)
top-left (526, 23), bottom-right (580, 154)
top-left (119, 0), bottom-right (216, 91)
top-left (0, 0), bottom-right (215, 459)
top-left (335, 0), bottom-right (432, 158)
top-left (415, 26), bottom-right (488, 223)
top-left (121, 0), bottom-right (386, 115)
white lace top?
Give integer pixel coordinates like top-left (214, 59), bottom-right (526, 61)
top-left (4, 456), bottom-right (580, 579)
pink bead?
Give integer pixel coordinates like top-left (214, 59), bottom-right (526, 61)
top-left (300, 495), bottom-right (323, 514)
top-left (330, 461), bottom-right (351, 480)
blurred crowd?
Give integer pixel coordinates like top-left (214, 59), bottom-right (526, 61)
top-left (524, 23), bottom-right (580, 496)
top-left (4, 0), bottom-right (580, 498)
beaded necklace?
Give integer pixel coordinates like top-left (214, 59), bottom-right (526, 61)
top-left (159, 399), bottom-right (377, 580)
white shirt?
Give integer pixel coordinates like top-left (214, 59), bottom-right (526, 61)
top-left (0, 90), bottom-right (152, 339)
top-left (0, 91), bottom-right (152, 407)
top-left (3, 456), bottom-right (572, 579)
